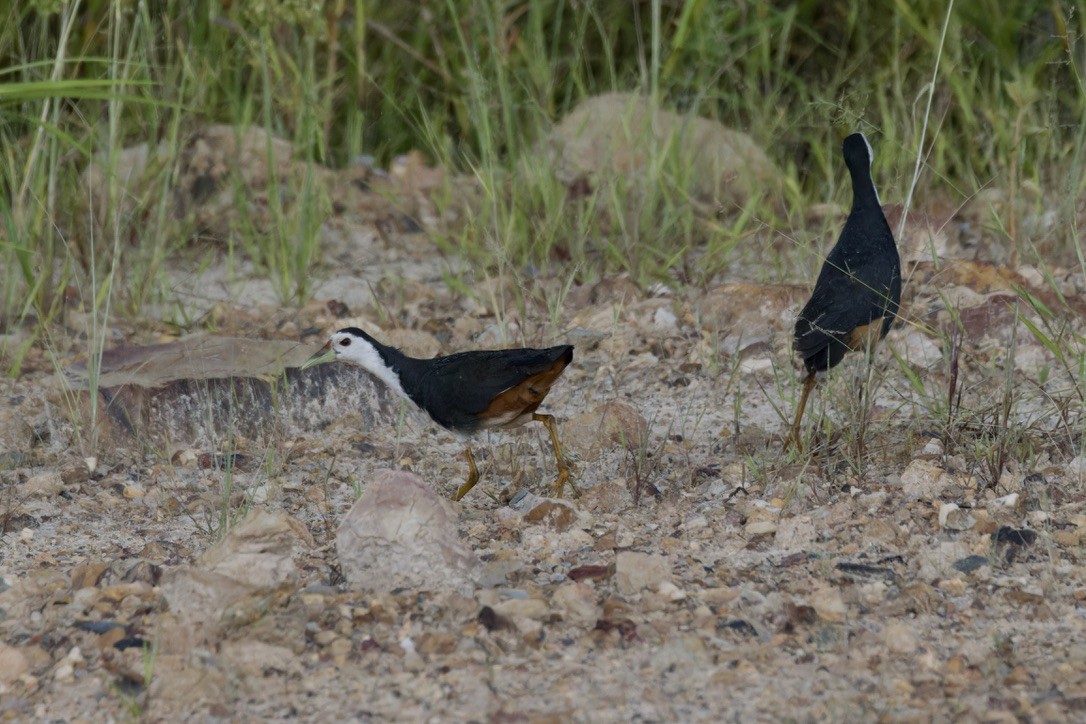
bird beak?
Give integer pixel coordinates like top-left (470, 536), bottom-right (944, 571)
top-left (301, 341), bottom-right (337, 370)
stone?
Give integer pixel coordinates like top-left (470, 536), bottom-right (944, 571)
top-left (547, 93), bottom-right (780, 207)
top-left (492, 597), bottom-right (549, 621)
top-left (578, 480), bottom-right (633, 513)
top-left (900, 459), bottom-right (961, 501)
top-left (938, 503), bottom-right (976, 531)
top-left (553, 582), bottom-right (599, 627)
top-left (0, 644), bottom-right (29, 684)
top-left (336, 470), bottom-right (479, 594)
top-left (523, 500), bottom-right (577, 531)
top-left (615, 551), bottom-right (672, 595)
top-left (197, 508), bottom-right (314, 589)
top-left (810, 587), bottom-right (846, 623)
top-left (21, 471), bottom-right (64, 497)
top-left (775, 515), bottom-right (817, 550)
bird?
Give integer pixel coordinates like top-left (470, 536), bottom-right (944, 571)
top-left (302, 327), bottom-right (576, 500)
top-left (788, 131), bottom-right (902, 450)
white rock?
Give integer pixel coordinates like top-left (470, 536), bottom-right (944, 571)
top-left (653, 306), bottom-right (678, 330)
top-left (615, 551), bottom-right (672, 594)
top-left (336, 470), bottom-right (479, 594)
top-left (493, 597), bottom-right (549, 621)
top-left (939, 502), bottom-right (975, 531)
top-left (990, 492), bottom-right (1019, 508)
top-left (553, 582), bottom-right (599, 627)
top-left (657, 581), bottom-right (687, 602)
top-left (810, 587), bottom-right (846, 622)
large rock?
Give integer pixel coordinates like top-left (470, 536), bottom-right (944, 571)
top-left (547, 93), bottom-right (781, 206)
top-left (159, 509), bottom-right (312, 649)
top-left (336, 470), bottom-right (479, 594)
top-left (197, 508), bottom-right (314, 588)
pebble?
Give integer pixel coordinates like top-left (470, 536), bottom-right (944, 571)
top-left (810, 587), bottom-right (846, 623)
top-left (562, 402), bottom-right (649, 461)
top-left (0, 644), bottom-right (29, 684)
top-left (523, 500), bottom-right (577, 531)
top-left (900, 459), bottom-right (960, 501)
top-left (492, 597), bottom-right (549, 621)
top-left (552, 582), bottom-right (599, 627)
top-left (939, 503), bottom-right (976, 531)
top-left (615, 551), bottom-right (672, 594)
top-left (22, 471), bottom-right (64, 497)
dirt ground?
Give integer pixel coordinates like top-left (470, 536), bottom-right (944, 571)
top-left (2, 126), bottom-right (1086, 722)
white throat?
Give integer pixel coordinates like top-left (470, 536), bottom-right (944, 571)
top-left (339, 336), bottom-right (408, 400)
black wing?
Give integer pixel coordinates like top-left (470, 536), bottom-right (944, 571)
top-left (405, 345), bottom-right (573, 431)
top-left (795, 222), bottom-right (901, 373)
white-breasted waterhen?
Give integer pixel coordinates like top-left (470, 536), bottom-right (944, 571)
top-left (303, 327), bottom-right (575, 500)
top-left (788, 132), bottom-right (902, 450)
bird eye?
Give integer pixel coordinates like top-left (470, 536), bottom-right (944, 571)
top-left (339, 338), bottom-right (351, 347)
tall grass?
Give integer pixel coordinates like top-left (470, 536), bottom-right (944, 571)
top-left (0, 0), bottom-right (1083, 339)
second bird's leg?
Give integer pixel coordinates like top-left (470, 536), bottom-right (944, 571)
top-left (453, 446), bottom-right (481, 501)
top-left (785, 373), bottom-right (818, 452)
top-left (532, 413), bottom-right (579, 498)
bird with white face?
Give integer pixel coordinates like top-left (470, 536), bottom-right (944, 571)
top-left (303, 327), bottom-right (576, 500)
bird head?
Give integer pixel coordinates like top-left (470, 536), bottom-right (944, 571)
top-left (842, 132), bottom-right (874, 173)
top-left (301, 327), bottom-right (381, 370)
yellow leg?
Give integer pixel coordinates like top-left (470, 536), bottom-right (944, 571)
top-left (453, 446), bottom-right (480, 501)
top-left (785, 373), bottom-right (817, 453)
top-left (532, 413), bottom-right (579, 498)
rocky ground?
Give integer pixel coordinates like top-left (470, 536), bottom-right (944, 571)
top-left (2, 107), bottom-right (1086, 721)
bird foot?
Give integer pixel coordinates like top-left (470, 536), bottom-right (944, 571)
top-left (549, 468), bottom-right (580, 499)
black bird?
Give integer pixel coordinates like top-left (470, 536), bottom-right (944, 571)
top-left (303, 327), bottom-right (575, 500)
top-left (788, 132), bottom-right (902, 450)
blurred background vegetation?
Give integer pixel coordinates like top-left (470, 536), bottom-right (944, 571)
top-left (1, 0), bottom-right (1084, 339)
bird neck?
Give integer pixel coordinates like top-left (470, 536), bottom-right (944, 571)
top-left (849, 162), bottom-right (882, 212)
top-left (356, 338), bottom-right (415, 401)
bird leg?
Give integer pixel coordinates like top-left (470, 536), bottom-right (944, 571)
top-left (532, 413), bottom-right (579, 498)
top-left (453, 446), bottom-right (481, 501)
top-left (785, 372), bottom-right (818, 452)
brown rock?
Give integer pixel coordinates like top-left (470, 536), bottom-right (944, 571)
top-left (523, 500), bottom-right (577, 531)
top-left (579, 480), bottom-right (633, 513)
top-left (21, 471), bottom-right (64, 497)
top-left (493, 597), bottom-right (549, 621)
top-left (71, 562), bottom-right (110, 590)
